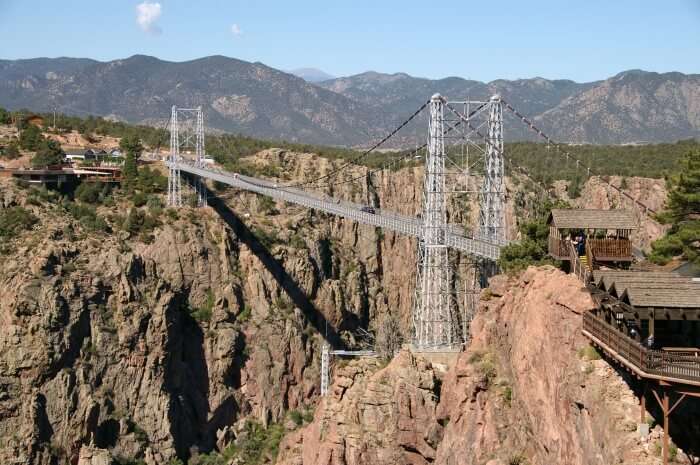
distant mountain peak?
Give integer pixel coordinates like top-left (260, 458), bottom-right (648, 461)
top-left (289, 68), bottom-right (335, 83)
top-left (0, 56), bottom-right (697, 145)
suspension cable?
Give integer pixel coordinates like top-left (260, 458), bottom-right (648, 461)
top-left (501, 100), bottom-right (657, 215)
top-left (280, 100), bottom-right (430, 188)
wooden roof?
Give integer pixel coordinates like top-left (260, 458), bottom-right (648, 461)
top-left (548, 209), bottom-right (637, 230)
top-left (593, 270), bottom-right (700, 309)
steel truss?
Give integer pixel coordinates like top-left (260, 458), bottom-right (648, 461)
top-left (168, 106), bottom-right (206, 207)
top-left (412, 94), bottom-right (505, 350)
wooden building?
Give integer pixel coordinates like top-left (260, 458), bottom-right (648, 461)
top-left (583, 270), bottom-right (700, 465)
top-left (590, 270), bottom-right (700, 347)
top-left (548, 209), bottom-right (636, 275)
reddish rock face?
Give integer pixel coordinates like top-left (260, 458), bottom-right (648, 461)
top-left (279, 266), bottom-right (691, 465)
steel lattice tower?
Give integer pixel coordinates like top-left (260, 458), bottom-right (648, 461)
top-left (167, 106), bottom-right (206, 207)
top-left (479, 95), bottom-right (505, 243)
top-left (413, 94), bottom-right (457, 349)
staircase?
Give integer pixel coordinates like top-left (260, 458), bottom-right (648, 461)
top-left (580, 254), bottom-right (589, 269)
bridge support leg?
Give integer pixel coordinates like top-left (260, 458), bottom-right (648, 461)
top-left (320, 343), bottom-right (330, 396)
top-left (413, 94), bottom-right (456, 350)
top-left (168, 106), bottom-right (182, 207)
top-left (479, 95), bottom-right (505, 245)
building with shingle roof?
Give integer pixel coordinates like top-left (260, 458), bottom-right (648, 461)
top-left (548, 209), bottom-right (636, 264)
top-left (589, 270), bottom-right (700, 348)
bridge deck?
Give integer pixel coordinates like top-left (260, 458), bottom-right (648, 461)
top-left (170, 161), bottom-right (503, 260)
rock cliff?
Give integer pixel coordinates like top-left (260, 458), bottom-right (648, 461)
top-left (278, 267), bottom-right (695, 465)
top-left (0, 148), bottom-right (670, 464)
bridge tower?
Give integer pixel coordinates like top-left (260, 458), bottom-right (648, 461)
top-left (167, 106), bottom-right (206, 207)
top-left (413, 94), bottom-right (457, 349)
top-left (479, 95), bottom-right (505, 243)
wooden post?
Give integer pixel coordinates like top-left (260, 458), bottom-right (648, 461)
top-left (662, 388), bottom-right (669, 465)
top-left (640, 380), bottom-right (647, 423)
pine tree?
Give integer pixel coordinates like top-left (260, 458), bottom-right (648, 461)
top-left (649, 150), bottom-right (700, 265)
top-left (31, 140), bottom-right (64, 168)
top-left (120, 135), bottom-right (143, 192)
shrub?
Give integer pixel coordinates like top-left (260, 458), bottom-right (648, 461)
top-left (0, 206), bottom-right (38, 238)
top-left (508, 454), bottom-right (528, 465)
top-left (237, 305), bottom-right (252, 323)
top-left (221, 420), bottom-right (285, 465)
top-left (1, 142), bottom-right (20, 159)
top-left (288, 410), bottom-right (304, 426)
top-left (578, 345), bottom-right (602, 361)
top-left (31, 140), bottom-right (64, 168)
top-left (190, 290), bottom-right (215, 322)
top-left (132, 192), bottom-right (147, 207)
top-left (19, 125), bottom-right (44, 151)
top-left (75, 182), bottom-right (110, 204)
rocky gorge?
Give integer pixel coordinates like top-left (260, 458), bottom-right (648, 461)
top-left (0, 149), bottom-right (678, 465)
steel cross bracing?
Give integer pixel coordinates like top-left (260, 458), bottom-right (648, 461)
top-left (168, 106), bottom-right (206, 207)
top-left (413, 94), bottom-right (457, 349)
top-left (480, 95), bottom-right (505, 243)
top-left (166, 159), bottom-right (503, 260)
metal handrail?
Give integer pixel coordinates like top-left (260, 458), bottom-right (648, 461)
top-left (168, 161), bottom-right (503, 260)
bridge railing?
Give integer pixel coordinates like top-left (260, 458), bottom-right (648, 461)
top-left (168, 161), bottom-right (503, 260)
top-left (582, 312), bottom-right (700, 384)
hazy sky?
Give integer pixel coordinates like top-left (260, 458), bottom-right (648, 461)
top-left (1, 0), bottom-right (699, 82)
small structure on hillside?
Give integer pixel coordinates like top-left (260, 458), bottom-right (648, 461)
top-left (65, 148), bottom-right (108, 163)
top-left (25, 114), bottom-right (45, 127)
top-left (548, 209), bottom-right (636, 275)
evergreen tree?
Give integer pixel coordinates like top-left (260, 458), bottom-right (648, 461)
top-left (0, 107), bottom-right (10, 125)
top-left (19, 125), bottom-right (44, 151)
top-left (30, 140), bottom-right (65, 168)
top-left (649, 150), bottom-right (700, 265)
top-left (1, 142), bottom-right (20, 159)
top-left (120, 135), bottom-right (143, 191)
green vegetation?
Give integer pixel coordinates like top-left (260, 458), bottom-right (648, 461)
top-left (63, 201), bottom-right (109, 232)
top-left (0, 206), bottom-right (38, 238)
top-left (123, 207), bottom-right (161, 241)
top-left (31, 140), bottom-right (65, 168)
top-left (190, 290), bottom-right (215, 322)
top-left (578, 345), bottom-right (602, 361)
top-left (497, 199), bottom-right (569, 273)
top-left (237, 305), bottom-right (252, 323)
top-left (1, 141), bottom-right (20, 159)
top-left (469, 351), bottom-right (497, 386)
top-left (649, 150), bottom-right (700, 265)
top-left (19, 124), bottom-right (44, 151)
top-left (507, 139), bottom-right (699, 184)
top-left (75, 182), bottom-right (113, 204)
top-left (507, 453), bottom-right (529, 465)
top-left (0, 107), bottom-right (11, 125)
top-left (186, 420), bottom-right (285, 465)
top-left (654, 440), bottom-right (678, 461)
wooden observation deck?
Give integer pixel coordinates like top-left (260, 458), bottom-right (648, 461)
top-left (548, 209), bottom-right (636, 272)
top-left (583, 271), bottom-right (700, 465)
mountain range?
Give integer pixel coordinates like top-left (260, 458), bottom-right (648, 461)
top-left (1, 55), bottom-right (699, 146)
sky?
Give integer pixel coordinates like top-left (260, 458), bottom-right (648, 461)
top-left (1, 0), bottom-right (699, 82)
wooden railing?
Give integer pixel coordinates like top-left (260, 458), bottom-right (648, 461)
top-left (588, 238), bottom-right (632, 260)
top-left (583, 312), bottom-right (700, 384)
top-left (549, 237), bottom-right (569, 258)
top-left (568, 240), bottom-right (591, 283)
top-left (549, 238), bottom-right (632, 261)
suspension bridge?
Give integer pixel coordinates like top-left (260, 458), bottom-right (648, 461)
top-left (163, 95), bottom-right (657, 358)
